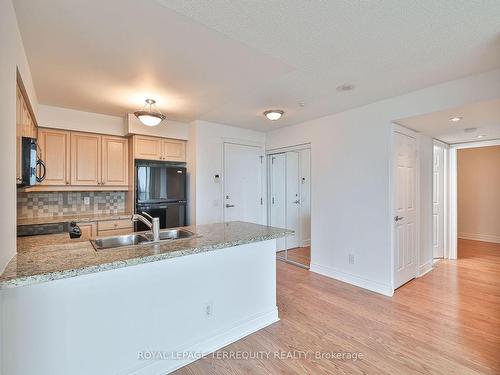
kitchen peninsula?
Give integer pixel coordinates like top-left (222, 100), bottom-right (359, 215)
top-left (0, 221), bottom-right (289, 375)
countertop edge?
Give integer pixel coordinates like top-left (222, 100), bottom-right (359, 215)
top-left (0, 231), bottom-right (288, 290)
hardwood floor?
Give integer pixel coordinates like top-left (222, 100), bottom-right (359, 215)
top-left (175, 239), bottom-right (500, 374)
top-left (277, 246), bottom-right (311, 266)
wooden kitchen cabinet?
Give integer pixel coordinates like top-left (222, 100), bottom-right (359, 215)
top-left (38, 128), bottom-right (70, 185)
top-left (16, 87), bottom-right (24, 184)
top-left (134, 135), bottom-right (162, 160)
top-left (71, 132), bottom-right (101, 185)
top-left (16, 83), bottom-right (38, 183)
top-left (97, 218), bottom-right (133, 237)
top-left (102, 136), bottom-right (128, 186)
top-left (77, 222), bottom-right (97, 239)
top-left (162, 139), bottom-right (186, 162)
top-left (133, 135), bottom-right (186, 162)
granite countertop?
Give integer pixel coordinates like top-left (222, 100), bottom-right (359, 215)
top-left (0, 221), bottom-right (291, 289)
top-left (17, 212), bottom-right (133, 226)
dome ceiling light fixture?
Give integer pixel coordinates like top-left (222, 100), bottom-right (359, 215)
top-left (134, 99), bottom-right (166, 126)
top-left (449, 116), bottom-right (463, 122)
top-left (336, 83), bottom-right (355, 92)
top-left (264, 110), bottom-right (284, 121)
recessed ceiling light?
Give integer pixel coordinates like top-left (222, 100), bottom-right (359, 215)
top-left (264, 110), bottom-right (284, 121)
top-left (336, 83), bottom-right (355, 92)
top-left (477, 134), bottom-right (486, 139)
top-left (449, 116), bottom-right (463, 122)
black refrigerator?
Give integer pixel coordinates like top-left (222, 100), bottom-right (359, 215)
top-left (135, 161), bottom-right (187, 231)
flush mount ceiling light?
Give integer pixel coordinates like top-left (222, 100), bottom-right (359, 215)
top-left (264, 110), bottom-right (284, 121)
top-left (477, 134), bottom-right (486, 139)
top-left (134, 99), bottom-right (166, 126)
top-left (336, 83), bottom-right (355, 92)
top-left (449, 116), bottom-right (463, 122)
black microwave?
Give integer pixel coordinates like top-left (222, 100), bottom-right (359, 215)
top-left (19, 137), bottom-right (46, 187)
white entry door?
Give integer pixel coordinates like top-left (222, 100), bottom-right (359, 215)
top-left (393, 131), bottom-right (418, 289)
top-left (223, 142), bottom-right (263, 224)
top-left (433, 144), bottom-right (445, 258)
top-left (270, 153), bottom-right (286, 251)
top-left (286, 151), bottom-right (300, 249)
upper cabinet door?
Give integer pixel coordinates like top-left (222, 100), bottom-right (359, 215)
top-left (134, 136), bottom-right (162, 161)
top-left (162, 139), bottom-right (186, 162)
top-left (102, 136), bottom-right (128, 186)
top-left (16, 87), bottom-right (23, 183)
top-left (38, 128), bottom-right (70, 185)
top-left (71, 132), bottom-right (101, 185)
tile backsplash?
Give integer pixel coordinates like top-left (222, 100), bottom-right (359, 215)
top-left (17, 191), bottom-right (126, 218)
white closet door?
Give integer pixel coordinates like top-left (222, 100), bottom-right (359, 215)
top-left (433, 144), bottom-right (445, 258)
top-left (393, 131), bottom-right (418, 289)
top-left (270, 154), bottom-right (286, 251)
top-left (286, 151), bottom-right (300, 249)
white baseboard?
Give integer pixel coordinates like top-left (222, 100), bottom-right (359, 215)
top-left (418, 260), bottom-right (433, 277)
top-left (125, 308), bottom-right (279, 375)
top-left (458, 232), bottom-right (500, 244)
top-left (310, 263), bottom-right (393, 297)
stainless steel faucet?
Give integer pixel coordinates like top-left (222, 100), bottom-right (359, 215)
top-left (132, 212), bottom-right (160, 242)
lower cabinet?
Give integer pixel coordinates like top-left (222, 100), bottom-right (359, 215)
top-left (97, 218), bottom-right (133, 237)
top-left (76, 218), bottom-right (133, 239)
top-left (77, 222), bottom-right (97, 239)
top-left (97, 228), bottom-right (134, 237)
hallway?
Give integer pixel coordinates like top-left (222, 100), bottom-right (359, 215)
top-left (177, 239), bottom-right (500, 374)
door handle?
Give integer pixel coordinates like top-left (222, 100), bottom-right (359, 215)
top-left (394, 216), bottom-right (404, 222)
top-left (225, 204), bottom-right (235, 208)
top-left (293, 200), bottom-right (300, 204)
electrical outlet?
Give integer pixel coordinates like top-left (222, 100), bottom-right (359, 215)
top-left (204, 302), bottom-right (213, 318)
top-left (83, 197), bottom-right (90, 205)
top-left (348, 254), bottom-right (355, 265)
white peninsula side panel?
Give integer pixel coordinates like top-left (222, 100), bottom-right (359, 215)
top-left (1, 240), bottom-right (278, 375)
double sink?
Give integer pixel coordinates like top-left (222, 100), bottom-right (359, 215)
top-left (90, 229), bottom-right (195, 250)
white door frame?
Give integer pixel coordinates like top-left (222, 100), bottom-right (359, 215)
top-left (390, 123), bottom-right (421, 291)
top-left (267, 143), bottom-right (312, 270)
top-left (449, 138), bottom-right (500, 259)
top-left (221, 138), bottom-right (266, 224)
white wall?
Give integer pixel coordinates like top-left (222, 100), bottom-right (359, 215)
top-left (38, 105), bottom-right (124, 135)
top-left (38, 106), bottom-right (190, 140)
top-left (0, 0), bottom-right (38, 273)
top-left (266, 69), bottom-right (500, 296)
top-left (190, 120), bottom-right (266, 225)
top-left (126, 114), bottom-right (189, 140)
top-left (299, 148), bottom-right (311, 246)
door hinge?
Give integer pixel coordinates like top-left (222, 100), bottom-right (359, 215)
top-left (272, 197), bottom-right (275, 204)
top-left (271, 157), bottom-right (275, 164)
top-left (260, 197), bottom-right (263, 205)
top-left (259, 155), bottom-right (264, 164)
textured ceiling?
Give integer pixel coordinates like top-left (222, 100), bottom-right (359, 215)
top-left (13, 0), bottom-right (500, 131)
top-left (397, 99), bottom-right (500, 144)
